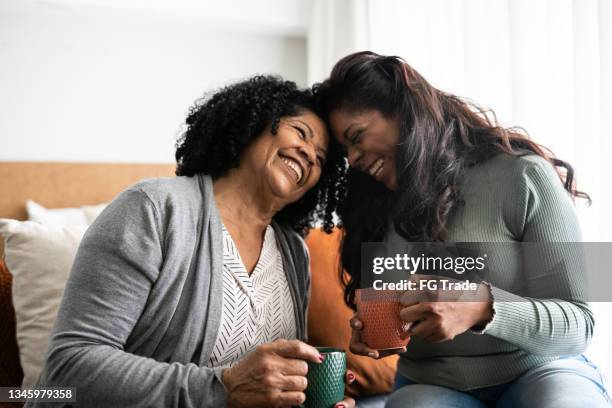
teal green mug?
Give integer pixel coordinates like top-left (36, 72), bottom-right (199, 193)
top-left (303, 347), bottom-right (347, 408)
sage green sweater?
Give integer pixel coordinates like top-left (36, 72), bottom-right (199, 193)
top-left (392, 153), bottom-right (594, 390)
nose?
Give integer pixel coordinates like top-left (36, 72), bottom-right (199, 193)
top-left (298, 144), bottom-right (316, 166)
top-left (347, 146), bottom-right (363, 167)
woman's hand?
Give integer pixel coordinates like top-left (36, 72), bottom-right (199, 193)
top-left (221, 339), bottom-right (356, 408)
top-left (337, 371), bottom-right (357, 408)
top-left (348, 314), bottom-right (407, 359)
top-left (399, 283), bottom-right (494, 343)
top-left (222, 339), bottom-right (319, 407)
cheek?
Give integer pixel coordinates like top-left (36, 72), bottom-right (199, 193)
top-left (306, 167), bottom-right (323, 188)
top-left (374, 136), bottom-right (396, 154)
top-left (278, 127), bottom-right (301, 145)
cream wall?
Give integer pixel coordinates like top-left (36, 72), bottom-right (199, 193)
top-left (0, 0), bottom-right (308, 163)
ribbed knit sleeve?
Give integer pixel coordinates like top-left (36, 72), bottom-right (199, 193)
top-left (478, 157), bottom-right (594, 356)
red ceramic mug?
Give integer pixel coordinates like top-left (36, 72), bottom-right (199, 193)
top-left (355, 288), bottom-right (411, 350)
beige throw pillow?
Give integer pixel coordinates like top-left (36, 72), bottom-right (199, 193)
top-left (26, 200), bottom-right (107, 227)
top-left (0, 219), bottom-right (87, 387)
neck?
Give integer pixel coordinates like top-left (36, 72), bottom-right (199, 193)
top-left (212, 168), bottom-right (282, 233)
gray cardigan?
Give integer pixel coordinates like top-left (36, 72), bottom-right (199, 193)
top-left (28, 174), bottom-right (311, 407)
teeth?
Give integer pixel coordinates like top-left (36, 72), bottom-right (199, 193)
top-left (368, 158), bottom-right (384, 177)
top-left (281, 157), bottom-right (303, 183)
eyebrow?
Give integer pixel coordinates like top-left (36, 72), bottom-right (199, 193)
top-left (296, 119), bottom-right (327, 157)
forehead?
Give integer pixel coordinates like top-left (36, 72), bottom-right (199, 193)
top-left (287, 110), bottom-right (329, 144)
top-left (330, 109), bottom-right (386, 127)
top-left (329, 109), bottom-right (382, 141)
top-left (331, 109), bottom-right (368, 122)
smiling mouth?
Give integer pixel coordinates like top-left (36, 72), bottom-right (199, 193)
top-left (280, 155), bottom-right (304, 184)
top-left (368, 158), bottom-right (384, 177)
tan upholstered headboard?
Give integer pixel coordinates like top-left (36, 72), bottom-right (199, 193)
top-left (0, 161), bottom-right (176, 256)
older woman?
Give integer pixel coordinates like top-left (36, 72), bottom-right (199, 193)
top-left (29, 76), bottom-right (353, 408)
top-left (316, 52), bottom-right (611, 407)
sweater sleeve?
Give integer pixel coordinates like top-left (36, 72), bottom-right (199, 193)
top-left (28, 188), bottom-right (227, 408)
top-left (476, 158), bottom-right (594, 357)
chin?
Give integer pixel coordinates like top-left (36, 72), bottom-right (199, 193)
top-left (384, 179), bottom-right (398, 190)
top-left (269, 176), bottom-right (302, 202)
top-left (378, 169), bottom-right (398, 191)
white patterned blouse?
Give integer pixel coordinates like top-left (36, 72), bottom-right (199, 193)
top-left (208, 224), bottom-right (297, 368)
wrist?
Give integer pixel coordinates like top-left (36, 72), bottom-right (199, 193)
top-left (473, 283), bottom-right (494, 327)
top-left (221, 367), bottom-right (233, 392)
top-left (477, 300), bottom-right (494, 326)
top-left (221, 367), bottom-right (239, 408)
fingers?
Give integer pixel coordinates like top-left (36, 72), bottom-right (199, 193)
top-left (399, 303), bottom-right (428, 323)
top-left (349, 322), bottom-right (406, 359)
top-left (408, 318), bottom-right (442, 341)
top-left (349, 315), bottom-right (362, 330)
top-left (349, 327), bottom-right (379, 358)
top-left (276, 391), bottom-right (306, 407)
top-left (263, 372), bottom-right (307, 392)
top-left (335, 396), bottom-right (356, 408)
top-left (278, 357), bottom-right (309, 376)
top-left (273, 339), bottom-right (322, 363)
top-left (401, 275), bottom-right (432, 304)
top-left (400, 287), bottom-right (422, 306)
top-left (399, 290), bottom-right (420, 306)
top-left (349, 314), bottom-right (380, 358)
top-left (350, 338), bottom-right (406, 359)
top-left (278, 375), bottom-right (308, 391)
top-left (377, 346), bottom-right (407, 358)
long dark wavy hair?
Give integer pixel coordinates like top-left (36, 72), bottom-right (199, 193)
top-left (175, 75), bottom-right (346, 235)
top-left (314, 51), bottom-right (589, 308)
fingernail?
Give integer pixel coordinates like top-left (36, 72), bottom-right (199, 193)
top-left (348, 373), bottom-right (355, 381)
top-left (318, 354), bottom-right (325, 362)
top-left (368, 352), bottom-right (377, 358)
top-left (335, 404), bottom-right (346, 408)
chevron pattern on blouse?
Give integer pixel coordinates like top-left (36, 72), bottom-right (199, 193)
top-left (209, 225), bottom-right (297, 368)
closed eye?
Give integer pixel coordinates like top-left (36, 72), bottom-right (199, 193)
top-left (293, 123), bottom-right (325, 165)
top-left (350, 130), bottom-right (364, 145)
top-left (294, 125), bottom-right (307, 139)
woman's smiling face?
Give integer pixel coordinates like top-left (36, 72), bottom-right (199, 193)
top-left (330, 109), bottom-right (400, 190)
top-left (242, 109), bottom-right (329, 205)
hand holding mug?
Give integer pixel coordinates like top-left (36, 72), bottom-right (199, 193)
top-left (349, 313), bottom-right (407, 359)
top-left (399, 282), bottom-right (493, 343)
top-left (222, 339), bottom-right (355, 408)
top-left (222, 339), bottom-right (319, 407)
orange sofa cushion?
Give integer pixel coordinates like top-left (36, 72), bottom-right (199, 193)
top-left (305, 228), bottom-right (398, 397)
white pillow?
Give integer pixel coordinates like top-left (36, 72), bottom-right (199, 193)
top-left (26, 200), bottom-right (107, 227)
top-left (0, 219), bottom-right (87, 387)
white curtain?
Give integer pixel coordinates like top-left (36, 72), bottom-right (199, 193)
top-left (308, 0), bottom-right (612, 381)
